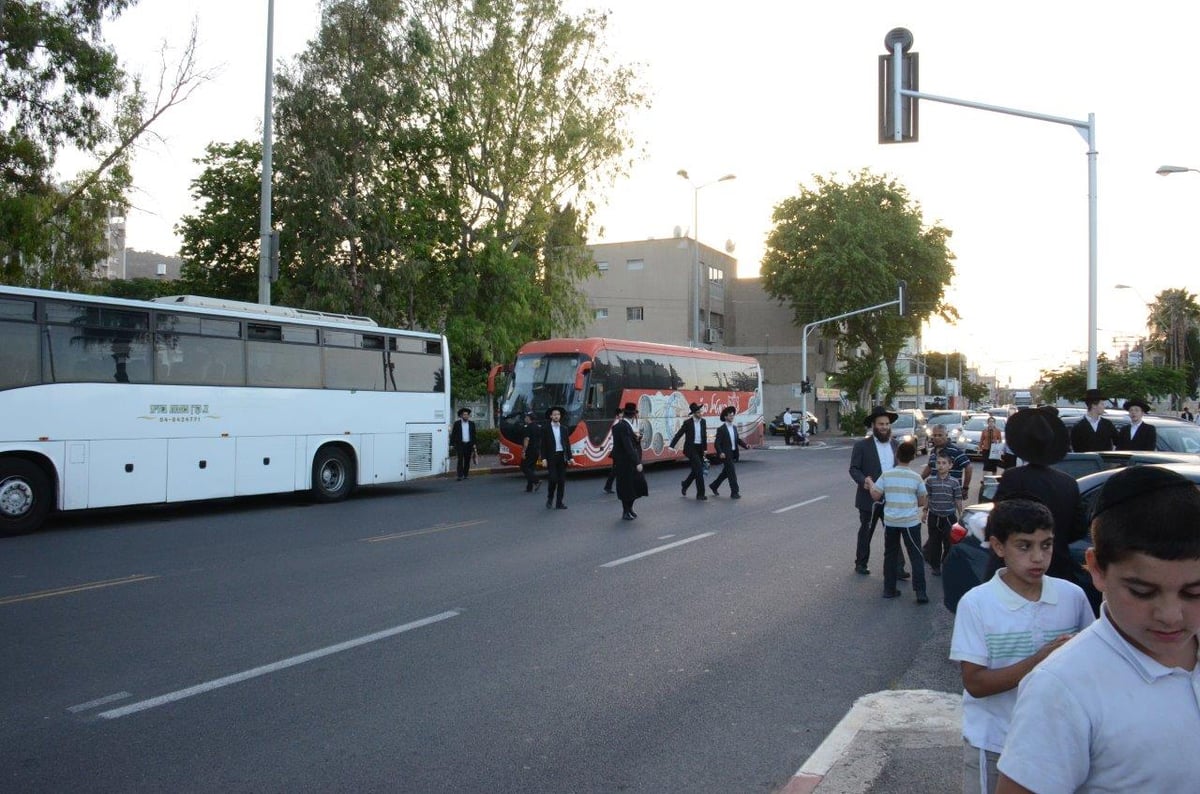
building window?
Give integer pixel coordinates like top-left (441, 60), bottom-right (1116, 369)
top-left (626, 306), bottom-right (644, 321)
top-left (626, 258), bottom-right (644, 271)
top-left (596, 260), bottom-right (609, 272)
top-left (594, 308), bottom-right (608, 320)
top-left (708, 266), bottom-right (724, 282)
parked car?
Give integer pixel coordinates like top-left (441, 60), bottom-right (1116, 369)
top-left (975, 449), bottom-right (1200, 502)
top-left (1058, 410), bottom-right (1200, 454)
top-left (891, 408), bottom-right (929, 454)
top-left (926, 410), bottom-right (969, 440)
top-left (948, 462), bottom-right (1200, 613)
top-left (953, 413), bottom-right (1006, 459)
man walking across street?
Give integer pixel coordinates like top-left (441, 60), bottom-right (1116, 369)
top-left (1069, 388), bottom-right (1116, 452)
top-left (450, 407), bottom-right (477, 481)
top-left (603, 408), bottom-right (623, 494)
top-left (670, 402), bottom-right (709, 500)
top-left (710, 406), bottom-right (749, 498)
top-left (520, 411), bottom-right (542, 492)
top-left (849, 406), bottom-right (908, 579)
top-left (540, 406), bottom-right (573, 509)
top-left (612, 402), bottom-right (646, 520)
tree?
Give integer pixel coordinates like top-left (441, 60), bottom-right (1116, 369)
top-left (961, 378), bottom-right (989, 405)
top-left (176, 140), bottom-right (263, 302)
top-left (761, 170), bottom-right (957, 407)
top-left (1039, 357), bottom-right (1187, 406)
top-left (1146, 287), bottom-right (1200, 407)
top-left (0, 5), bottom-right (210, 285)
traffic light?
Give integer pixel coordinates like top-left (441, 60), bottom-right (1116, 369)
top-left (878, 28), bottom-right (918, 144)
top-left (801, 379), bottom-right (812, 394)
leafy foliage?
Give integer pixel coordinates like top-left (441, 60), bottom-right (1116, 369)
top-left (761, 170), bottom-right (956, 406)
top-left (1145, 287), bottom-right (1200, 405)
top-left (1039, 357), bottom-right (1188, 405)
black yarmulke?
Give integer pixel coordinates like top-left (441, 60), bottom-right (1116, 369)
top-left (1092, 466), bottom-right (1196, 518)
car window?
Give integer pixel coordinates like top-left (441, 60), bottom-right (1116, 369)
top-left (892, 415), bottom-right (914, 429)
top-left (1156, 424), bottom-right (1200, 453)
top-left (964, 416), bottom-right (988, 431)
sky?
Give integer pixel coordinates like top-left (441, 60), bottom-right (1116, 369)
top-left (90, 1), bottom-right (1200, 389)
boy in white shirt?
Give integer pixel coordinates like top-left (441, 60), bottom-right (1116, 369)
top-left (996, 467), bottom-right (1200, 793)
top-left (950, 498), bottom-right (1094, 794)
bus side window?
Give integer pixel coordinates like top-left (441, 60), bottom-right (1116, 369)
top-left (586, 382), bottom-right (604, 410)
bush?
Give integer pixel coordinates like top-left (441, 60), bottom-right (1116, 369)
top-left (839, 408), bottom-right (868, 436)
top-left (475, 427), bottom-right (500, 454)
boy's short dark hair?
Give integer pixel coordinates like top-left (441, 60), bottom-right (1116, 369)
top-left (1090, 467), bottom-right (1200, 568)
top-left (986, 498), bottom-right (1054, 543)
top-left (896, 441), bottom-right (916, 464)
top-left (934, 448), bottom-right (954, 463)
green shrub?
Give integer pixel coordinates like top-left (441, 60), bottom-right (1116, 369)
top-left (475, 427), bottom-right (500, 454)
top-left (839, 408), bottom-right (868, 436)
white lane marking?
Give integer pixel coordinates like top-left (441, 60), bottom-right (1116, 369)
top-left (98, 610), bottom-right (460, 720)
top-left (772, 495), bottom-right (829, 514)
top-left (67, 691), bottom-right (131, 713)
top-left (656, 534), bottom-right (676, 540)
top-left (600, 533), bottom-right (716, 568)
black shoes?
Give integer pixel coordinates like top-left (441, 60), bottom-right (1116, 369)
top-left (622, 512), bottom-right (635, 520)
top-left (882, 591), bottom-right (901, 599)
top-left (603, 487), bottom-right (614, 494)
top-left (730, 493), bottom-right (741, 499)
top-left (898, 570), bottom-right (912, 581)
top-left (710, 484), bottom-right (719, 496)
top-left (681, 482), bottom-right (688, 496)
top-left (916, 594), bottom-right (930, 604)
top-left (696, 494), bottom-right (707, 501)
top-left (855, 566), bottom-right (870, 575)
top-left (546, 499), bottom-right (553, 509)
top-left (556, 504), bottom-right (568, 510)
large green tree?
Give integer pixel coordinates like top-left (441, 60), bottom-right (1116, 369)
top-left (1, 3), bottom-right (208, 286)
top-left (1145, 287), bottom-right (1200, 406)
top-left (761, 170), bottom-right (957, 406)
top-left (1039, 357), bottom-right (1187, 406)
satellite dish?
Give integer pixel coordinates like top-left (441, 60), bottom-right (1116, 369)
top-left (725, 239), bottom-right (736, 253)
top-left (673, 225), bottom-right (683, 238)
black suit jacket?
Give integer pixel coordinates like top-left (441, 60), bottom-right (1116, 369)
top-left (669, 417), bottom-right (708, 455)
top-left (849, 435), bottom-right (899, 512)
top-left (541, 422), bottom-right (571, 460)
top-left (714, 422), bottom-right (748, 461)
top-left (450, 419), bottom-right (476, 449)
top-left (993, 463), bottom-right (1085, 581)
top-left (1114, 422), bottom-right (1156, 451)
top-left (1070, 416), bottom-right (1117, 452)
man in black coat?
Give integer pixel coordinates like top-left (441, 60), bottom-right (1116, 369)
top-left (449, 407), bottom-right (477, 480)
top-left (848, 406), bottom-right (907, 578)
top-left (1069, 388), bottom-right (1117, 452)
top-left (612, 402), bottom-right (645, 520)
top-left (991, 406), bottom-right (1086, 584)
top-left (1114, 398), bottom-right (1157, 451)
top-left (540, 405), bottom-right (573, 509)
top-left (710, 406), bottom-right (750, 498)
top-left (519, 412), bottom-right (542, 492)
top-left (669, 402), bottom-right (709, 500)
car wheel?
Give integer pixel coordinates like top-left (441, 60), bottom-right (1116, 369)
top-left (312, 446), bottom-right (355, 503)
top-left (0, 458), bottom-right (53, 536)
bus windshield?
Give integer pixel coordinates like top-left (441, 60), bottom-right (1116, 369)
top-left (501, 353), bottom-right (583, 419)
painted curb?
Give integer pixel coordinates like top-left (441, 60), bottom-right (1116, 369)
top-left (780, 689), bottom-right (960, 793)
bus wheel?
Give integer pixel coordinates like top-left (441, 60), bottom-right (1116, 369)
top-left (312, 447), bottom-right (354, 503)
top-left (0, 459), bottom-right (51, 537)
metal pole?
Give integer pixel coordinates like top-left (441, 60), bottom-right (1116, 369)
top-left (258, 0), bottom-right (275, 305)
top-left (692, 188), bottom-right (700, 346)
top-left (800, 324), bottom-right (810, 420)
top-left (1086, 113), bottom-right (1098, 388)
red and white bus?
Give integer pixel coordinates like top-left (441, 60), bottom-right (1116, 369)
top-left (490, 338), bottom-right (763, 469)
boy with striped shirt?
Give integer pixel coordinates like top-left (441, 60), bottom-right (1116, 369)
top-left (924, 450), bottom-right (963, 576)
top-left (869, 441), bottom-right (929, 603)
top-left (949, 498), bottom-right (1093, 794)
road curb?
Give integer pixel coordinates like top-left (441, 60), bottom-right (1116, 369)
top-left (780, 689), bottom-right (960, 793)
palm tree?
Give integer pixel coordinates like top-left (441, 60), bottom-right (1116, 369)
top-left (1146, 288), bottom-right (1200, 408)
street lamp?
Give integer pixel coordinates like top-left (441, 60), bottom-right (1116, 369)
top-left (1156, 164), bottom-right (1200, 176)
top-left (677, 169), bottom-right (736, 346)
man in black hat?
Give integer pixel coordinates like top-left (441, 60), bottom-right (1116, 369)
top-left (520, 411), bottom-right (542, 492)
top-left (991, 406), bottom-right (1085, 583)
top-left (612, 402), bottom-right (646, 520)
top-left (1070, 388), bottom-right (1117, 452)
top-left (449, 407), bottom-right (477, 481)
top-left (670, 402), bottom-right (709, 500)
top-left (540, 406), bottom-right (573, 508)
top-left (1114, 398), bottom-right (1156, 451)
top-left (710, 405), bottom-right (750, 498)
top-left (602, 408), bottom-right (623, 494)
top-left (849, 406), bottom-right (908, 578)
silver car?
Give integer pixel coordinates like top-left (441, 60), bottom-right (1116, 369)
top-left (954, 414), bottom-right (1005, 459)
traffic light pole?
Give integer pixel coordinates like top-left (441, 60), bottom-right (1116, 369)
top-left (799, 282), bottom-right (906, 424)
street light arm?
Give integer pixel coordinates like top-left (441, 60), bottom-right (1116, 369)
top-left (1156, 165), bottom-right (1200, 176)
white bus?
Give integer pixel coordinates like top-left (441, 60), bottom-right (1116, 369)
top-left (0, 286), bottom-right (451, 536)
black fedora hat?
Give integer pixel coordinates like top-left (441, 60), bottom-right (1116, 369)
top-left (1004, 406), bottom-right (1069, 465)
top-left (545, 405), bottom-right (566, 420)
top-left (720, 406), bottom-right (737, 420)
top-left (622, 402), bottom-right (638, 417)
top-left (1123, 397), bottom-right (1151, 413)
top-left (1082, 388), bottom-right (1105, 405)
top-left (862, 406), bottom-right (899, 427)
top-left (688, 402), bottom-right (704, 415)
top-left (457, 407), bottom-right (472, 417)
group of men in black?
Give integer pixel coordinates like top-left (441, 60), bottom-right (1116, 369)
top-left (1068, 389), bottom-right (1157, 452)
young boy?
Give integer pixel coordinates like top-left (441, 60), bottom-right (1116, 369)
top-left (950, 498), bottom-right (1094, 794)
top-left (996, 467), bottom-right (1200, 793)
top-left (924, 449), bottom-right (963, 576)
top-left (869, 441), bottom-right (929, 603)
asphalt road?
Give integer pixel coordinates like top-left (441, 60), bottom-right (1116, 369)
top-left (1, 441), bottom-right (962, 793)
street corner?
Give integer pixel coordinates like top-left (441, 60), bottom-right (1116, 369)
top-left (779, 689), bottom-right (960, 794)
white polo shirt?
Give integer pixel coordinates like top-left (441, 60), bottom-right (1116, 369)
top-left (949, 570), bottom-right (1094, 754)
top-left (998, 604), bottom-right (1200, 793)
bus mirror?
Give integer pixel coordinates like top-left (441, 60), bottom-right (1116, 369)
top-left (574, 361), bottom-right (592, 391)
top-left (487, 364), bottom-right (509, 395)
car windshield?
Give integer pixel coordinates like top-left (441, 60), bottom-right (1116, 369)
top-left (1156, 423), bottom-right (1200, 454)
top-left (964, 416), bottom-right (1004, 431)
top-left (892, 415), bottom-right (914, 429)
top-left (928, 413), bottom-right (962, 426)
